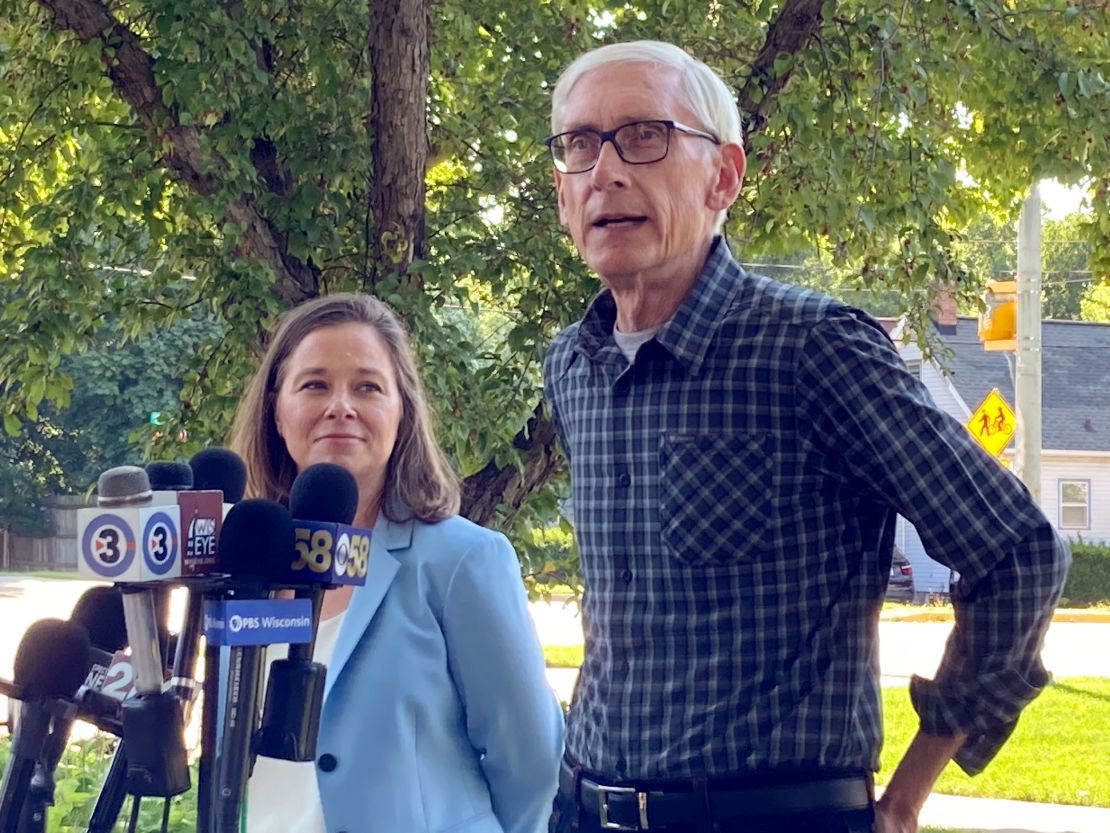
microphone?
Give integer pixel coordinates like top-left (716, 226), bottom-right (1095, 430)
top-left (77, 465), bottom-right (182, 584)
top-left (186, 447), bottom-right (247, 833)
top-left (191, 447), bottom-right (247, 503)
top-left (212, 499), bottom-right (297, 833)
top-left (18, 589), bottom-right (129, 833)
top-left (43, 587), bottom-right (128, 754)
top-left (81, 463), bottom-right (190, 833)
top-left (256, 463), bottom-right (359, 762)
top-left (84, 467), bottom-right (169, 696)
top-left (279, 463), bottom-right (369, 588)
top-left (147, 460), bottom-right (193, 501)
top-left (79, 466), bottom-right (190, 799)
top-left (181, 448), bottom-right (246, 577)
top-left (72, 586), bottom-right (130, 654)
top-left (0, 620), bottom-right (92, 833)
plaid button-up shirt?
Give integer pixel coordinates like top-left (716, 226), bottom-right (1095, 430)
top-left (543, 238), bottom-right (1069, 780)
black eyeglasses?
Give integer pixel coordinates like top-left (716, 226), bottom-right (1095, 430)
top-left (544, 119), bottom-right (720, 174)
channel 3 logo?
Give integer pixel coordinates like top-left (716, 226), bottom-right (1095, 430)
top-left (81, 514), bottom-right (138, 578)
top-left (78, 504), bottom-right (181, 581)
top-left (142, 511), bottom-right (179, 575)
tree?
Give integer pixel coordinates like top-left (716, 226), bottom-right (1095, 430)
top-left (1, 0), bottom-right (1108, 558)
top-left (0, 313), bottom-right (221, 534)
top-left (1080, 280), bottom-right (1110, 321)
top-left (947, 211), bottom-right (1095, 320)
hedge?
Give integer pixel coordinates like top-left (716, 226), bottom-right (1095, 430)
top-left (1060, 540), bottom-right (1110, 606)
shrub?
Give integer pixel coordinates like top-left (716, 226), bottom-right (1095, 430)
top-left (1060, 539), bottom-right (1110, 606)
top-left (0, 736), bottom-right (195, 832)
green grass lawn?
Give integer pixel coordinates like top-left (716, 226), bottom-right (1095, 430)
top-left (0, 569), bottom-right (78, 580)
top-left (879, 677), bottom-right (1110, 807)
top-left (544, 643), bottom-right (583, 668)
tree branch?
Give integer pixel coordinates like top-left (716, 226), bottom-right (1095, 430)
top-left (37, 0), bottom-right (318, 306)
top-left (737, 0), bottom-right (832, 135)
top-left (460, 404), bottom-right (561, 527)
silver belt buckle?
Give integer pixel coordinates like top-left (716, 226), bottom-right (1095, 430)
top-left (597, 784), bottom-right (649, 830)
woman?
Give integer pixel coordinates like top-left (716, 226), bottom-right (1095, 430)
top-left (229, 293), bottom-right (563, 833)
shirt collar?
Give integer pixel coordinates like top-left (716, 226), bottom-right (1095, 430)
top-left (573, 236), bottom-right (741, 375)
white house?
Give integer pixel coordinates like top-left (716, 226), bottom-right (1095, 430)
top-left (887, 312), bottom-right (1110, 595)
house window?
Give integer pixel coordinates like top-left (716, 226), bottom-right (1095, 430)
top-left (904, 359), bottom-right (922, 379)
top-left (1059, 480), bottom-right (1090, 530)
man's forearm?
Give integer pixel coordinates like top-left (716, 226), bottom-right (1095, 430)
top-left (876, 729), bottom-right (967, 833)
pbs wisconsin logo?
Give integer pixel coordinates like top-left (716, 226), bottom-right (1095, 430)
top-left (142, 512), bottom-right (179, 575)
top-left (81, 514), bottom-right (137, 578)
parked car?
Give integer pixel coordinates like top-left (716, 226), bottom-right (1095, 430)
top-left (885, 548), bottom-right (915, 602)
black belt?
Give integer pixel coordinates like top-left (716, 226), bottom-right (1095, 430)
top-left (559, 760), bottom-right (872, 831)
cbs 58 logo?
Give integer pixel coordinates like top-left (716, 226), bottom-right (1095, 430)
top-left (291, 527), bottom-right (335, 574)
top-left (290, 527), bottom-right (368, 579)
top-left (334, 532), bottom-right (369, 579)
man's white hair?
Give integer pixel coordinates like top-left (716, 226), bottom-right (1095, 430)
top-left (550, 40), bottom-right (743, 148)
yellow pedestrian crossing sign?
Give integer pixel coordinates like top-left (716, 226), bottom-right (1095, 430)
top-left (966, 388), bottom-right (1015, 456)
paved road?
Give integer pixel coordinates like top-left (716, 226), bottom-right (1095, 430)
top-left (533, 597), bottom-right (1110, 679)
top-left (4, 578), bottom-right (1109, 684)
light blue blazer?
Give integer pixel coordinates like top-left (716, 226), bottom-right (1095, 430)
top-left (315, 513), bottom-right (564, 833)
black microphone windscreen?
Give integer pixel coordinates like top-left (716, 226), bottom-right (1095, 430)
top-left (69, 586), bottom-right (128, 652)
top-left (13, 619), bottom-right (93, 699)
top-left (190, 447), bottom-right (248, 502)
top-left (218, 499), bottom-right (295, 581)
top-left (289, 463), bottom-right (359, 525)
top-left (145, 460), bottom-right (193, 491)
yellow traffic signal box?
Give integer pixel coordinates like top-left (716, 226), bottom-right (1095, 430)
top-left (978, 279), bottom-right (1017, 351)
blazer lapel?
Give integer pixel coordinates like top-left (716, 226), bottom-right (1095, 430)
top-left (324, 516), bottom-right (413, 704)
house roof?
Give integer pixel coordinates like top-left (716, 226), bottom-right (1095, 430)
top-left (937, 316), bottom-right (1110, 453)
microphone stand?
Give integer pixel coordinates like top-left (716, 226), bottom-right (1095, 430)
top-left (84, 749), bottom-right (129, 833)
top-left (15, 767), bottom-right (50, 833)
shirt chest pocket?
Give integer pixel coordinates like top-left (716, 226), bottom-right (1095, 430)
top-left (659, 432), bottom-right (773, 566)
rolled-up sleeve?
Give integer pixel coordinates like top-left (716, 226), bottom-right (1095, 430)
top-left (796, 310), bottom-right (1070, 774)
top-left (442, 531), bottom-right (565, 833)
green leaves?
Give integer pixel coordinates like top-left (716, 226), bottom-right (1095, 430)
top-left (0, 0), bottom-right (1106, 567)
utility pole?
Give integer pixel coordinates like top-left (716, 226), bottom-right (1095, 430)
top-left (1014, 185), bottom-right (1043, 501)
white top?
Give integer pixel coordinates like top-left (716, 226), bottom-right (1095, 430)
top-left (612, 325), bottom-right (660, 362)
top-left (245, 613), bottom-right (345, 833)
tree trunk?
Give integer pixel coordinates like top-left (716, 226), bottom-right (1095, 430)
top-left (367, 0), bottom-right (429, 285)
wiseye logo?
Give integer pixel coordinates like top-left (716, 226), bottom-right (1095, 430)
top-left (187, 517), bottom-right (218, 558)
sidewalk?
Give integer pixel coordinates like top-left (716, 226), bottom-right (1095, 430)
top-left (899, 790), bottom-right (1110, 833)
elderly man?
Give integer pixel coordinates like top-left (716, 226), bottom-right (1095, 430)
top-left (542, 40), bottom-right (1069, 833)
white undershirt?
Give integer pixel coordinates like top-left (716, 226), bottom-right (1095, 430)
top-left (245, 613), bottom-right (346, 833)
top-left (612, 325), bottom-right (660, 362)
